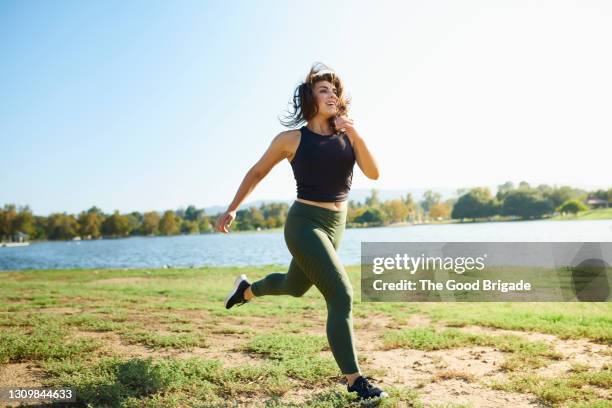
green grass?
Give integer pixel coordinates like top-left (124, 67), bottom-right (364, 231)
top-left (411, 302), bottom-right (612, 345)
top-left (550, 207), bottom-right (612, 220)
top-left (0, 265), bottom-right (610, 406)
top-left (489, 366), bottom-right (612, 407)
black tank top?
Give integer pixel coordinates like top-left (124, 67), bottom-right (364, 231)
top-left (290, 125), bottom-right (356, 202)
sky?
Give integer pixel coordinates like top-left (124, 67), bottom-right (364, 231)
top-left (1, 0), bottom-right (611, 216)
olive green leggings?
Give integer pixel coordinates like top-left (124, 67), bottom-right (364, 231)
top-left (250, 200), bottom-right (359, 374)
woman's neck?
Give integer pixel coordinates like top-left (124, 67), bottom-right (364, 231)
top-left (307, 118), bottom-right (334, 136)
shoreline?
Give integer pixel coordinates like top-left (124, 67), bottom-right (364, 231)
top-left (2, 213), bottom-right (610, 245)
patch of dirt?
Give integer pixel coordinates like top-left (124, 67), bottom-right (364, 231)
top-left (0, 363), bottom-right (47, 407)
top-left (35, 307), bottom-right (81, 314)
top-left (354, 314), bottom-right (611, 407)
top-left (73, 331), bottom-right (151, 358)
top-left (71, 328), bottom-right (263, 369)
top-left (420, 378), bottom-right (544, 407)
top-left (444, 322), bottom-right (612, 375)
top-left (0, 363), bottom-right (45, 388)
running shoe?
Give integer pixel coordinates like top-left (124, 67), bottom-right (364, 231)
top-left (224, 274), bottom-right (251, 309)
top-left (347, 375), bottom-right (389, 400)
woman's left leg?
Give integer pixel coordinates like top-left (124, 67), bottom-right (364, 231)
top-left (250, 258), bottom-right (313, 298)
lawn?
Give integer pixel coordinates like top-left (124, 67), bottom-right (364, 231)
top-left (0, 266), bottom-right (610, 407)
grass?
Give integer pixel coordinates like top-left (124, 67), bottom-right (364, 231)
top-left (0, 265), bottom-right (610, 406)
top-left (550, 207), bottom-right (612, 221)
top-left (489, 366), bottom-right (612, 407)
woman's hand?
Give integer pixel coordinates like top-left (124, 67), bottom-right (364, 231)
top-left (334, 115), bottom-right (357, 143)
top-left (334, 115), bottom-right (380, 180)
top-left (215, 210), bottom-right (236, 233)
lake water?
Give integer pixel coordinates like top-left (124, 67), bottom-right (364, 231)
top-left (1, 219), bottom-right (611, 271)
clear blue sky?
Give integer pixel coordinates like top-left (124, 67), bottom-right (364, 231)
top-left (2, 0), bottom-right (611, 216)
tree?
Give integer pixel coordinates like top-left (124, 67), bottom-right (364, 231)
top-left (47, 213), bottom-right (79, 240)
top-left (13, 205), bottom-right (34, 237)
top-left (101, 211), bottom-right (132, 237)
top-left (496, 181), bottom-right (515, 201)
top-left (184, 205), bottom-right (205, 222)
top-left (126, 213), bottom-right (142, 235)
top-left (558, 199), bottom-right (588, 215)
top-left (159, 210), bottom-right (179, 235)
top-left (77, 211), bottom-right (103, 239)
top-left (502, 190), bottom-right (554, 219)
top-left (364, 189), bottom-right (381, 207)
top-left (544, 186), bottom-right (586, 209)
top-left (198, 216), bottom-right (212, 233)
top-left (141, 212), bottom-right (160, 235)
top-left (181, 219), bottom-right (199, 234)
top-left (451, 188), bottom-right (497, 220)
top-left (381, 200), bottom-right (409, 223)
top-left (0, 204), bottom-right (17, 241)
top-left (420, 190), bottom-right (442, 213)
top-left (354, 207), bottom-right (384, 225)
top-left (429, 202), bottom-right (451, 219)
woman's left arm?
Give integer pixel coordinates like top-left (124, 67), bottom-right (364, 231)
top-left (336, 116), bottom-right (380, 180)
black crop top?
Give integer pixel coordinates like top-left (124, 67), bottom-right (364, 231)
top-left (290, 125), bottom-right (356, 202)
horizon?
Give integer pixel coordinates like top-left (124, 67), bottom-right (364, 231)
top-left (2, 181), bottom-right (609, 217)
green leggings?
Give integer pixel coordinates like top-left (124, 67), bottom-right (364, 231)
top-left (250, 200), bottom-right (359, 374)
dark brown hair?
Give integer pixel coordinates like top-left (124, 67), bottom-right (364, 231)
top-left (279, 62), bottom-right (351, 133)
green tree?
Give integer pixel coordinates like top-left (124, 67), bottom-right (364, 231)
top-left (364, 189), bottom-right (381, 207)
top-left (558, 199), bottom-right (588, 214)
top-left (77, 211), bottom-right (103, 239)
top-left (451, 188), bottom-right (498, 220)
top-left (180, 219), bottom-right (199, 234)
top-left (420, 190), bottom-right (442, 213)
top-left (184, 205), bottom-right (205, 222)
top-left (354, 207), bottom-right (385, 226)
top-left (126, 212), bottom-right (142, 235)
top-left (32, 216), bottom-right (48, 240)
top-left (101, 211), bottom-right (132, 237)
top-left (141, 211), bottom-right (160, 235)
top-left (502, 190), bottom-right (554, 219)
top-left (496, 181), bottom-right (515, 201)
top-left (544, 186), bottom-right (586, 209)
top-left (159, 210), bottom-right (179, 235)
top-left (0, 204), bottom-right (17, 241)
top-left (47, 213), bottom-right (79, 240)
top-left (13, 205), bottom-right (34, 237)
top-left (198, 216), bottom-right (212, 233)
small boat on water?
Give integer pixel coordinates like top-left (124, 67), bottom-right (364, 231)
top-left (1, 242), bottom-right (30, 248)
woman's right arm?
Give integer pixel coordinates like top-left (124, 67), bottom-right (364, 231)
top-left (215, 131), bottom-right (292, 233)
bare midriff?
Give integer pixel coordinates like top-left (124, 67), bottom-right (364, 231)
top-left (296, 198), bottom-right (348, 212)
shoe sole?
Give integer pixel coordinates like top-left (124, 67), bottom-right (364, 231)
top-left (224, 274), bottom-right (248, 309)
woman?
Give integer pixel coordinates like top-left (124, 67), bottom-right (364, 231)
top-left (215, 62), bottom-right (387, 400)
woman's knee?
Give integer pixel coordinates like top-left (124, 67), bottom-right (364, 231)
top-left (326, 286), bottom-right (353, 312)
top-left (288, 286), bottom-right (309, 297)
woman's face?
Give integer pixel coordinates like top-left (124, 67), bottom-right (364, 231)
top-left (313, 80), bottom-right (339, 119)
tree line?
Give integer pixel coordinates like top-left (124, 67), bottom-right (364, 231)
top-left (1, 182), bottom-right (610, 241)
top-left (0, 205), bottom-right (215, 242)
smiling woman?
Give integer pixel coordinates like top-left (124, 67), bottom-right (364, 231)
top-left (214, 62), bottom-right (387, 400)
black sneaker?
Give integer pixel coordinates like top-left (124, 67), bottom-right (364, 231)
top-left (224, 274), bottom-right (251, 309)
top-left (347, 376), bottom-right (389, 400)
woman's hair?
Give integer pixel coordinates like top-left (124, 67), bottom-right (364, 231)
top-left (279, 62), bottom-right (351, 133)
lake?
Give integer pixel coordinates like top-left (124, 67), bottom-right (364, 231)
top-left (1, 219), bottom-right (611, 271)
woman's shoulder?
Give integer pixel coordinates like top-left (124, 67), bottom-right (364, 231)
top-left (279, 128), bottom-right (301, 139)
top-left (274, 128), bottom-right (301, 147)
